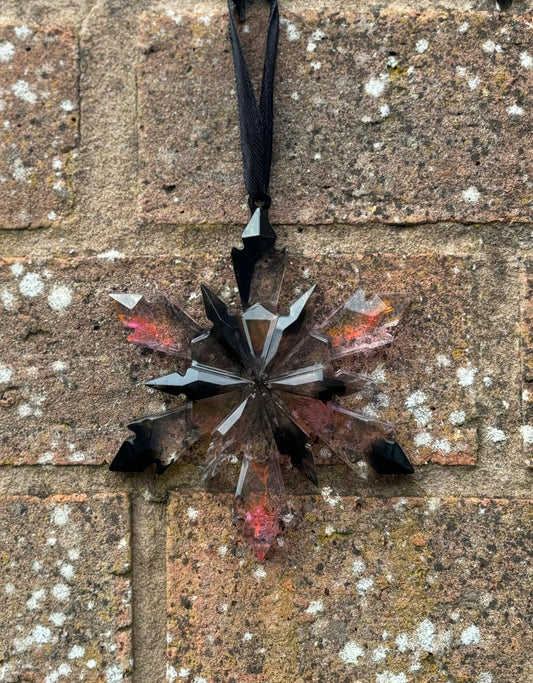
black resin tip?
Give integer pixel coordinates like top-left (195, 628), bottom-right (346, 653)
top-left (367, 439), bottom-right (414, 475)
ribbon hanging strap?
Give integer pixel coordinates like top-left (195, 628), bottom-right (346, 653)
top-left (228, 0), bottom-right (279, 211)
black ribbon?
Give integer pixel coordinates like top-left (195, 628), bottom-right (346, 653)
top-left (228, 0), bottom-right (279, 212)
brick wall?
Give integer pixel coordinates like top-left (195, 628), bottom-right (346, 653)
top-left (0, 1), bottom-right (532, 681)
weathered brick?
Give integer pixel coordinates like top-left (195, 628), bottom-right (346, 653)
top-left (166, 493), bottom-right (532, 683)
top-left (0, 493), bottom-right (131, 681)
top-left (0, 24), bottom-right (78, 228)
top-left (0, 252), bottom-right (478, 465)
top-left (138, 10), bottom-right (533, 226)
top-left (520, 259), bottom-right (533, 466)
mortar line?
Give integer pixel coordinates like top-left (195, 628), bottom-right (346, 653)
top-left (131, 493), bottom-right (168, 683)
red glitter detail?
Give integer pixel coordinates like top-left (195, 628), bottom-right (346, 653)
top-left (120, 314), bottom-right (176, 349)
top-left (242, 503), bottom-right (281, 561)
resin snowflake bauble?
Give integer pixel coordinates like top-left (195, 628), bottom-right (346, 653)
top-left (110, 208), bottom-right (413, 559)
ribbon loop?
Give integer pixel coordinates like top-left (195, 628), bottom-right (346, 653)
top-left (228, 0), bottom-right (279, 213)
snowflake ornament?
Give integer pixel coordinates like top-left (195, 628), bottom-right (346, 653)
top-left (110, 208), bottom-right (413, 559)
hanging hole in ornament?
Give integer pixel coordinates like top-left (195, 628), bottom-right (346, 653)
top-left (248, 194), bottom-right (271, 213)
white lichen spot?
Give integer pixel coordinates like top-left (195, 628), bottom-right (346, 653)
top-left (60, 563), bottom-right (75, 581)
top-left (476, 673), bottom-right (493, 683)
top-left (199, 16), bottom-right (211, 26)
top-left (415, 619), bottom-right (435, 651)
top-left (45, 663), bottom-right (72, 683)
top-left (86, 659), bottom-right (97, 669)
top-left (32, 560), bottom-right (42, 572)
top-left (68, 549), bottom-right (80, 561)
top-left (68, 645), bottom-right (85, 659)
top-left (321, 486), bottom-right (342, 507)
top-left (352, 558), bottom-right (366, 576)
top-left (26, 588), bottom-right (46, 610)
top-left (395, 633), bottom-right (410, 653)
top-left (339, 640), bottom-right (364, 664)
top-left (415, 39), bottom-right (429, 53)
top-left (0, 41), bottom-right (15, 63)
top-left (52, 583), bottom-right (70, 601)
top-left (186, 507), bottom-right (198, 520)
top-left (460, 624), bottom-right (481, 646)
top-left (280, 18), bottom-right (300, 42)
top-left (364, 74), bottom-right (389, 98)
top-left (310, 61), bottom-right (321, 70)
top-left (467, 75), bottom-right (480, 91)
top-left (520, 51), bottom-right (533, 69)
top-left (48, 285), bottom-right (72, 312)
top-left (32, 624), bottom-right (53, 645)
top-left (457, 366), bottom-right (477, 387)
top-left (507, 104), bottom-right (524, 117)
top-left (427, 498), bottom-right (440, 511)
top-left (1, 288), bottom-right (15, 310)
top-left (0, 365), bottom-right (13, 383)
top-left (52, 505), bottom-right (71, 526)
top-left (380, 104), bottom-right (390, 118)
top-left (520, 425), bottom-right (533, 445)
top-left (372, 645), bottom-right (388, 662)
top-left (458, 22), bottom-right (470, 33)
top-left (433, 439), bottom-right (451, 454)
top-left (414, 432), bottom-right (432, 447)
top-left (14, 25), bottom-right (33, 40)
top-left (178, 668), bottom-right (190, 678)
top-left (252, 565), bottom-right (266, 580)
top-left (306, 29), bottom-right (325, 53)
top-left (11, 79), bottom-right (37, 104)
top-left (218, 545), bottom-right (228, 557)
top-left (97, 250), bottom-right (125, 262)
top-left (405, 391), bottom-right (431, 427)
top-left (105, 666), bottom-right (125, 683)
top-left (449, 410), bottom-right (466, 426)
top-left (165, 9), bottom-right (182, 24)
top-left (19, 272), bottom-right (44, 297)
top-left (49, 612), bottom-right (66, 626)
top-left (324, 524), bottom-right (335, 536)
top-left (306, 600), bottom-right (324, 615)
top-left (291, 91), bottom-right (300, 101)
top-left (52, 361), bottom-right (67, 372)
top-left (18, 403), bottom-right (33, 418)
top-left (386, 55), bottom-right (398, 68)
top-left (482, 40), bottom-right (502, 54)
top-left (462, 186), bottom-right (480, 204)
top-left (485, 426), bottom-right (506, 443)
top-left (243, 632), bottom-right (253, 641)
top-left (4, 583), bottom-right (15, 595)
top-left (10, 264), bottom-right (24, 282)
top-left (371, 364), bottom-right (386, 384)
top-left (47, 211), bottom-right (57, 221)
top-left (376, 673), bottom-right (407, 683)
top-left (483, 376), bottom-right (493, 387)
top-left (356, 576), bottom-right (374, 596)
top-left (193, 678), bottom-right (208, 683)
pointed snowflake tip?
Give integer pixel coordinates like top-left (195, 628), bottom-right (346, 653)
top-left (110, 292), bottom-right (143, 309)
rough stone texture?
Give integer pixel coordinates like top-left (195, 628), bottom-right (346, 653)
top-left (167, 493), bottom-right (532, 683)
top-left (0, 24), bottom-right (78, 229)
top-left (0, 253), bottom-right (477, 466)
top-left (138, 10), bottom-right (533, 227)
top-left (520, 258), bottom-right (533, 467)
top-left (0, 493), bottom-right (131, 681)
